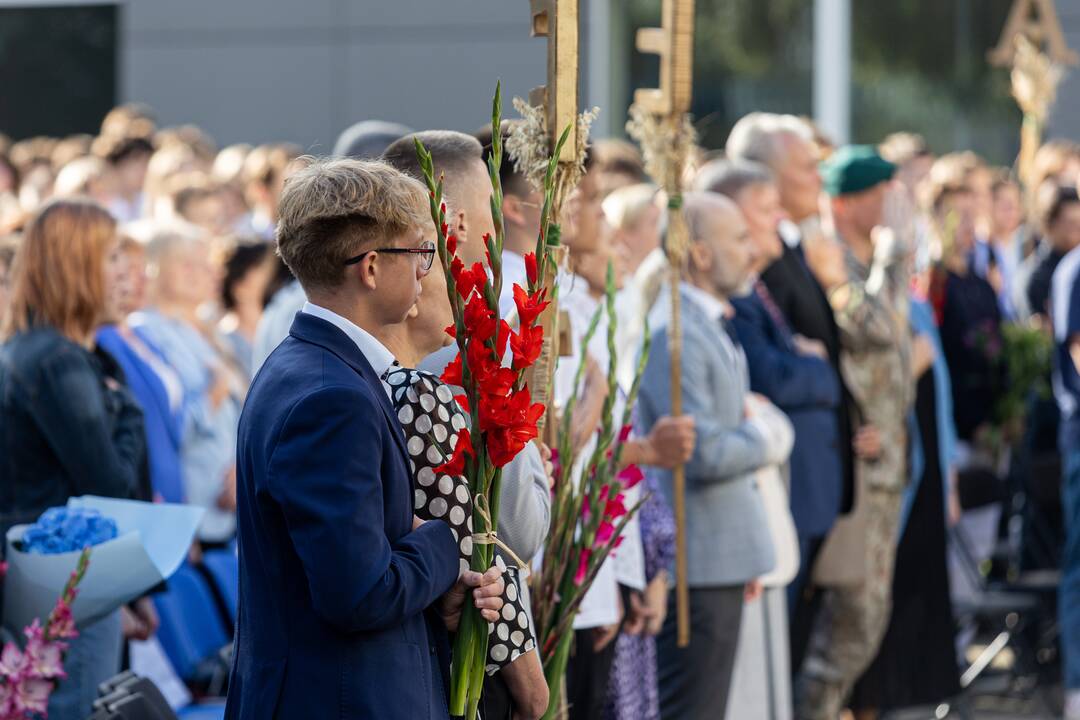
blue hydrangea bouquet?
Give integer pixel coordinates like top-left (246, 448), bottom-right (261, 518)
top-left (3, 496), bottom-right (204, 634)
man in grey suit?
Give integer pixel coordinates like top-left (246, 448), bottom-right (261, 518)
top-left (639, 192), bottom-right (793, 719)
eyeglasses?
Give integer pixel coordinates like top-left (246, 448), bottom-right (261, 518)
top-left (344, 240), bottom-right (436, 271)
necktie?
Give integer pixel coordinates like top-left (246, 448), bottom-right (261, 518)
top-left (755, 280), bottom-right (791, 336)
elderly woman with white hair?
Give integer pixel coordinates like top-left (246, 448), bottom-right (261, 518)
top-left (130, 224), bottom-right (244, 545)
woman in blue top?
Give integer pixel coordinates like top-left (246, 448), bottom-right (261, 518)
top-left (97, 234), bottom-right (186, 504)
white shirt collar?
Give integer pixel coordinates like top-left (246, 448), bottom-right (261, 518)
top-left (680, 282), bottom-right (730, 323)
top-left (778, 219), bottom-right (801, 249)
top-left (301, 302), bottom-right (397, 385)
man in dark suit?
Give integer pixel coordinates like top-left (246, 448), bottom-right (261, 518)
top-left (725, 113), bottom-right (858, 669)
top-left (225, 158), bottom-right (504, 720)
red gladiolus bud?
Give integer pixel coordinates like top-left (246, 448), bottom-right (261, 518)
top-left (440, 202), bottom-right (447, 215)
top-left (524, 252), bottom-right (538, 287)
top-left (446, 234), bottom-right (458, 257)
top-left (617, 424), bottom-right (633, 445)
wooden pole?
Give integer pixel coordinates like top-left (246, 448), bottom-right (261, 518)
top-left (526, 0), bottom-right (580, 440)
top-left (666, 208), bottom-right (690, 648)
top-left (631, 0), bottom-right (696, 649)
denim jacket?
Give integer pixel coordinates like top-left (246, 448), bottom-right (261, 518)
top-left (0, 325), bottom-right (145, 541)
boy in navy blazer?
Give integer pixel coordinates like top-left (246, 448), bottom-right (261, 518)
top-left (225, 158), bottom-right (504, 719)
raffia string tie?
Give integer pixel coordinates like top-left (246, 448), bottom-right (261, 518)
top-left (471, 493), bottom-right (529, 571)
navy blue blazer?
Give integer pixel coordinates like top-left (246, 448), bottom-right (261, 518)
top-left (224, 312), bottom-right (460, 720)
top-left (731, 290), bottom-right (844, 539)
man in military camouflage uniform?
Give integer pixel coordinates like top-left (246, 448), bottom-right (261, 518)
top-left (796, 146), bottom-right (915, 720)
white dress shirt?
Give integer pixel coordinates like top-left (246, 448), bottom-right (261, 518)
top-left (498, 250), bottom-right (529, 319)
top-left (301, 302), bottom-right (397, 397)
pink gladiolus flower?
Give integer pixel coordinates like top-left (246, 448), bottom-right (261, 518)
top-left (617, 464), bottom-right (644, 489)
top-left (24, 635), bottom-right (64, 680)
top-left (604, 492), bottom-right (628, 522)
top-left (0, 642), bottom-right (27, 678)
top-left (573, 548), bottom-right (591, 586)
top-left (47, 602), bottom-right (77, 641)
top-left (14, 676), bottom-right (51, 715)
top-left (596, 520), bottom-right (616, 547)
top-left (0, 681), bottom-right (14, 717)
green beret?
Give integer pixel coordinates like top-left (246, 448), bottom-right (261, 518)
top-left (820, 145), bottom-right (897, 197)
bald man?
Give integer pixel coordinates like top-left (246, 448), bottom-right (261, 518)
top-left (637, 192), bottom-right (793, 719)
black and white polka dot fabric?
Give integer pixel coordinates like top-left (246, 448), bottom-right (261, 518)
top-left (386, 367), bottom-right (536, 674)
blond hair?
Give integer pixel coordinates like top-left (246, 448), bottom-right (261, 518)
top-left (603, 183), bottom-right (659, 231)
top-left (275, 157), bottom-right (429, 292)
top-left (2, 198), bottom-right (116, 341)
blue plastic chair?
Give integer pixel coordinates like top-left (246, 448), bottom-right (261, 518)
top-left (177, 701), bottom-right (226, 719)
top-left (153, 564), bottom-right (230, 681)
top-left (201, 550), bottom-right (239, 623)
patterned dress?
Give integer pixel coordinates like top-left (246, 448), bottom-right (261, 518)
top-left (385, 367), bottom-right (536, 672)
top-left (604, 471), bottom-right (676, 720)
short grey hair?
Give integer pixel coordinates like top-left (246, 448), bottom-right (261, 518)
top-left (693, 159), bottom-right (774, 199)
top-left (725, 113), bottom-right (813, 168)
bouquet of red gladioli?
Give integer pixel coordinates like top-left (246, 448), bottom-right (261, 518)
top-left (531, 263), bottom-right (650, 719)
top-left (414, 83), bottom-right (568, 720)
top-left (0, 548), bottom-right (89, 719)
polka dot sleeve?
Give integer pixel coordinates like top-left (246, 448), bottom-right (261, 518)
top-left (386, 368), bottom-right (536, 674)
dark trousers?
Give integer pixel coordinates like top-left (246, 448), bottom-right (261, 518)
top-left (567, 627), bottom-right (618, 720)
top-left (788, 535), bottom-right (826, 676)
top-left (657, 585), bottom-right (744, 720)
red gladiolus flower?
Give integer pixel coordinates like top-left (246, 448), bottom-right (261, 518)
top-left (464, 294), bottom-right (497, 342)
top-left (444, 323), bottom-right (457, 339)
top-left (454, 394), bottom-right (470, 414)
top-left (616, 464), bottom-right (644, 489)
top-left (434, 428), bottom-right (474, 477)
top-left (573, 548), bottom-right (591, 586)
top-left (510, 324), bottom-right (543, 370)
top-left (513, 285), bottom-right (550, 328)
top-left (441, 352), bottom-right (463, 387)
top-left (455, 262), bottom-right (488, 301)
top-left (446, 233), bottom-right (458, 257)
top-left (525, 252), bottom-right (538, 287)
top-left (483, 388), bottom-right (544, 466)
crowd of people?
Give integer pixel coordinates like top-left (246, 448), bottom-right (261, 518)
top-left (0, 100), bottom-right (1078, 720)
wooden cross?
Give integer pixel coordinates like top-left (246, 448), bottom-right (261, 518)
top-left (634, 0), bottom-right (696, 116)
top-left (530, 0), bottom-right (580, 164)
top-left (634, 0), bottom-right (696, 649)
top-left (988, 0), bottom-right (1078, 67)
